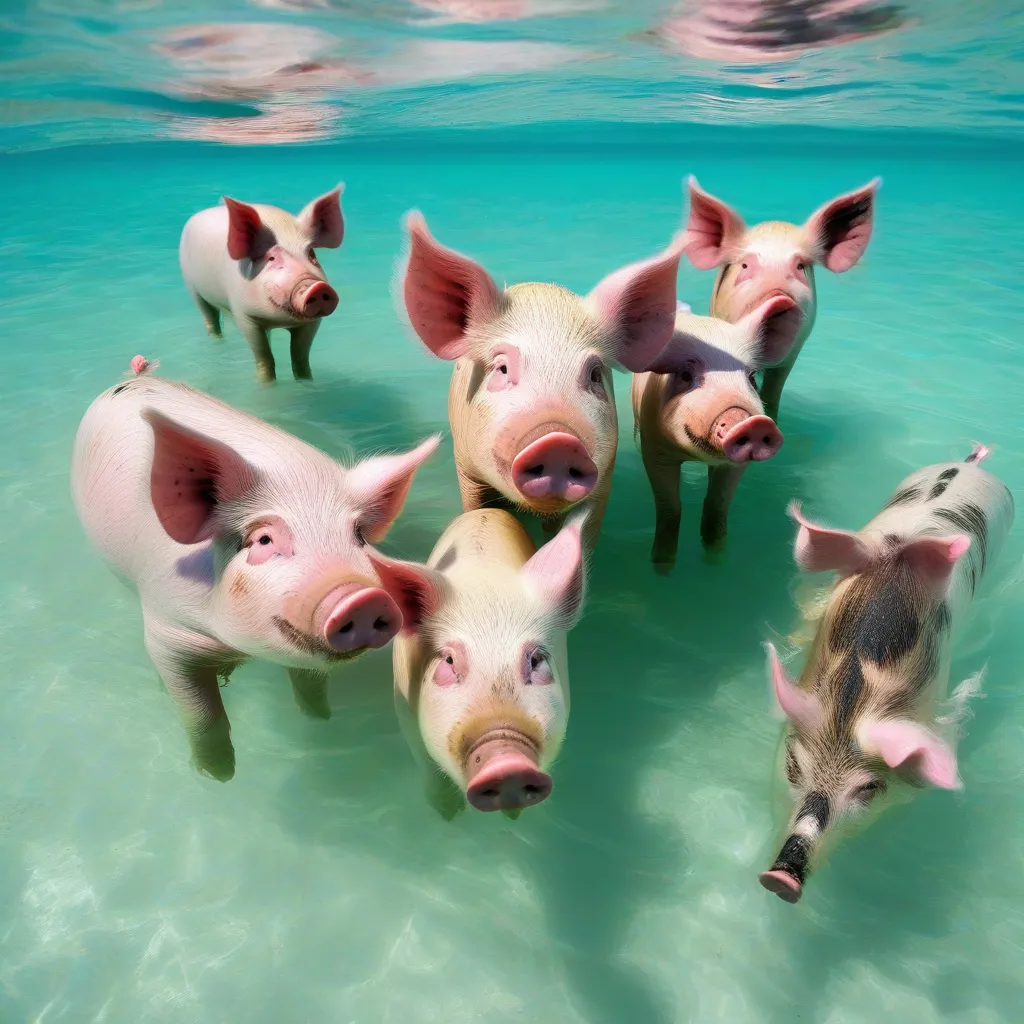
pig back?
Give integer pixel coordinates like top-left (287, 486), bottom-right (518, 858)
top-left (426, 508), bottom-right (538, 580)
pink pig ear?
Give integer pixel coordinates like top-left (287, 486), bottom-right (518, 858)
top-left (297, 184), bottom-right (344, 249)
top-left (142, 409), bottom-right (260, 545)
top-left (402, 211), bottom-right (502, 361)
top-left (766, 642), bottom-right (822, 732)
top-left (521, 515), bottom-right (586, 630)
top-left (788, 501), bottom-right (873, 576)
top-left (586, 234), bottom-right (684, 373)
top-left (900, 534), bottom-right (971, 595)
top-left (804, 177), bottom-right (880, 273)
top-left (346, 434), bottom-right (440, 545)
top-left (682, 175), bottom-right (747, 271)
top-left (858, 719), bottom-right (961, 790)
top-left (742, 294), bottom-right (804, 367)
top-left (223, 196), bottom-right (265, 261)
top-left (367, 551), bottom-right (448, 637)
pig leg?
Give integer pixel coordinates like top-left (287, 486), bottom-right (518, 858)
top-left (580, 485), bottom-right (610, 554)
top-left (145, 626), bottom-right (235, 782)
top-left (426, 771), bottom-right (466, 822)
top-left (541, 512), bottom-right (565, 539)
top-left (758, 364), bottom-right (793, 423)
top-left (190, 291), bottom-right (222, 338)
top-left (238, 317), bottom-right (277, 383)
top-left (701, 464), bottom-right (746, 556)
top-left (289, 323), bottom-right (320, 381)
top-left (288, 668), bottom-right (331, 720)
top-left (641, 448), bottom-right (682, 574)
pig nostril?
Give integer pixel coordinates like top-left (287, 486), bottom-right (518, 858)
top-left (764, 435), bottom-right (774, 445)
top-left (524, 784), bottom-right (542, 796)
top-left (568, 467), bottom-right (582, 480)
top-left (338, 621), bottom-right (353, 635)
top-left (372, 617), bottom-right (388, 631)
top-left (735, 435), bottom-right (749, 446)
top-left (525, 464), bottom-right (544, 476)
top-left (480, 788), bottom-right (499, 799)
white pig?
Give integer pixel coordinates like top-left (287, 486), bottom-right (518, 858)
top-left (71, 359), bottom-right (438, 781)
top-left (400, 211), bottom-right (684, 553)
top-left (371, 508), bottom-right (585, 818)
top-left (179, 186), bottom-right (344, 382)
top-left (761, 444), bottom-right (1014, 903)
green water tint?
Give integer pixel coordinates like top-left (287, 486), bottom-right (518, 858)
top-left (1, 141), bottom-right (1022, 1022)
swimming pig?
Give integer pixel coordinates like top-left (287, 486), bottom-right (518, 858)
top-left (761, 445), bottom-right (1013, 903)
top-left (400, 211), bottom-right (683, 553)
top-left (71, 360), bottom-right (438, 781)
top-left (373, 508), bottom-right (585, 819)
top-left (179, 186), bottom-right (343, 382)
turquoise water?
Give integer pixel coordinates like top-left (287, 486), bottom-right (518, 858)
top-left (4, 3), bottom-right (1024, 1022)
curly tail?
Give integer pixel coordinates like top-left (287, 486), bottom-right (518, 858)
top-left (965, 442), bottom-right (991, 465)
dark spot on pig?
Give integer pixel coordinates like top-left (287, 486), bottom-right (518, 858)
top-left (833, 655), bottom-right (865, 728)
top-left (112, 384), bottom-right (128, 395)
top-left (855, 571), bottom-right (920, 665)
top-left (969, 565), bottom-right (977, 595)
top-left (935, 502), bottom-right (988, 571)
top-left (770, 834), bottom-right (810, 885)
top-left (939, 468), bottom-right (960, 481)
top-left (229, 573), bottom-right (247, 598)
top-left (928, 481), bottom-right (949, 500)
top-left (785, 744), bottom-right (801, 784)
top-left (884, 486), bottom-right (922, 509)
top-left (798, 791), bottom-right (830, 830)
top-left (933, 600), bottom-right (952, 633)
top-left (435, 544), bottom-right (458, 572)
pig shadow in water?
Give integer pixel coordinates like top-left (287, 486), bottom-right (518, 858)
top-left (270, 388), bottom-right (907, 1023)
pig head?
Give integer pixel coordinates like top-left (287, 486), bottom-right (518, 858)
top-left (400, 211), bottom-right (684, 551)
top-left (374, 514), bottom-right (585, 817)
top-left (682, 175), bottom-right (879, 419)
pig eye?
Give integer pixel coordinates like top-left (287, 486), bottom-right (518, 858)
top-left (435, 648), bottom-right (460, 686)
top-left (796, 261), bottom-right (806, 271)
top-left (524, 647), bottom-right (553, 685)
top-left (747, 371), bottom-right (758, 387)
top-left (354, 524), bottom-right (366, 547)
top-left (676, 368), bottom-right (695, 392)
top-left (855, 779), bottom-right (886, 802)
top-left (258, 534), bottom-right (272, 546)
top-left (307, 247), bottom-right (319, 265)
top-left (740, 262), bottom-right (748, 270)
top-left (583, 357), bottom-right (607, 398)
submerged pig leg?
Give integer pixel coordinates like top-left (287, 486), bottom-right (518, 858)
top-left (641, 448), bottom-right (682, 573)
top-left (289, 323), bottom-right (319, 381)
top-left (701, 463), bottom-right (747, 554)
top-left (289, 668), bottom-right (331, 720)
top-left (238, 317), bottom-right (277, 383)
top-left (426, 771), bottom-right (466, 821)
top-left (758, 364), bottom-right (793, 423)
top-left (190, 291), bottom-right (222, 338)
top-left (145, 626), bottom-right (235, 782)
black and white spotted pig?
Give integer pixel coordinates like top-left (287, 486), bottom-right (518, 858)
top-left (760, 444), bottom-right (1014, 904)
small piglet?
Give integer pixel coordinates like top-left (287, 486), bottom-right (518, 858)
top-left (682, 174), bottom-right (880, 420)
top-left (632, 297), bottom-right (791, 565)
top-left (179, 186), bottom-right (344, 382)
top-left (373, 508), bottom-right (585, 818)
top-left (71, 360), bottom-right (438, 781)
top-left (761, 445), bottom-right (1014, 904)
top-left (400, 212), bottom-right (683, 552)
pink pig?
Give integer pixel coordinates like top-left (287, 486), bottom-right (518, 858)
top-left (400, 212), bottom-right (684, 552)
top-left (71, 363), bottom-right (438, 781)
top-left (179, 186), bottom-right (344, 383)
top-left (682, 174), bottom-right (880, 421)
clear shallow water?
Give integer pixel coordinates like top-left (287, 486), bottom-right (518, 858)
top-left (2, 138), bottom-right (1024, 1022)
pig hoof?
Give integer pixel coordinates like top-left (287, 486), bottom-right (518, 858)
top-left (501, 807), bottom-right (523, 821)
top-left (652, 559), bottom-right (675, 577)
top-left (298, 701), bottom-right (331, 721)
top-left (195, 758), bottom-right (235, 783)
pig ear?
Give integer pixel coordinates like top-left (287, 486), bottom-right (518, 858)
top-left (142, 409), bottom-right (260, 545)
top-left (788, 501), bottom-right (873, 576)
top-left (858, 719), bottom-right (961, 790)
top-left (682, 175), bottom-right (747, 270)
top-left (586, 234), bottom-right (685, 372)
top-left (766, 642), bottom-right (823, 732)
top-left (346, 434), bottom-right (441, 545)
top-left (899, 534), bottom-right (971, 595)
top-left (521, 515), bottom-right (586, 630)
top-left (297, 184), bottom-right (344, 249)
top-left (402, 211), bottom-right (502, 361)
top-left (223, 196), bottom-right (265, 261)
top-left (367, 552), bottom-right (448, 637)
top-left (740, 294), bottom-right (804, 367)
top-left (803, 177), bottom-right (880, 273)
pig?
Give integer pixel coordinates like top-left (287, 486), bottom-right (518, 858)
top-left (631, 297), bottom-right (792, 566)
top-left (760, 444), bottom-right (1014, 903)
top-left (400, 211), bottom-right (684, 553)
top-left (682, 174), bottom-right (880, 421)
top-left (70, 359), bottom-right (439, 781)
top-left (371, 508), bottom-right (585, 818)
top-left (179, 186), bottom-right (344, 383)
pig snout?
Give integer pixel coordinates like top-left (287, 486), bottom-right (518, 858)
top-left (715, 410), bottom-right (784, 463)
top-left (292, 280), bottom-right (339, 319)
top-left (317, 584), bottom-right (401, 653)
top-left (465, 734), bottom-right (552, 812)
top-left (511, 432), bottom-right (598, 505)
top-left (759, 869), bottom-right (803, 904)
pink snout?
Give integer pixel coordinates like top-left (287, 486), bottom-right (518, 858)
top-left (320, 586), bottom-right (401, 653)
top-left (466, 752), bottom-right (553, 812)
top-left (718, 414), bottom-right (784, 463)
top-left (294, 280), bottom-right (339, 319)
top-left (759, 869), bottom-right (802, 904)
top-left (511, 432), bottom-right (598, 504)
